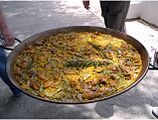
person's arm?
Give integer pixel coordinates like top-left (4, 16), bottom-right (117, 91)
top-left (0, 7), bottom-right (15, 46)
top-left (83, 0), bottom-right (90, 10)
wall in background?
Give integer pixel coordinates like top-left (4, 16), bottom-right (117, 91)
top-left (127, 2), bottom-right (141, 19)
top-left (140, 2), bottom-right (158, 27)
top-left (127, 1), bottom-right (158, 27)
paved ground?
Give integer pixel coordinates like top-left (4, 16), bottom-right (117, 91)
top-left (0, 1), bottom-right (158, 119)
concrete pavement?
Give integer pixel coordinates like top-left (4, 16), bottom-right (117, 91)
top-left (0, 1), bottom-right (158, 119)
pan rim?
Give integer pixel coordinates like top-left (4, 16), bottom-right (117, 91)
top-left (6, 26), bottom-right (149, 104)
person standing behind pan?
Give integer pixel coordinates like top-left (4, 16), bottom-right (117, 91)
top-left (83, 0), bottom-right (130, 33)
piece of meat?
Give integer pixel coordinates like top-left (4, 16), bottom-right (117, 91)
top-left (30, 81), bottom-right (40, 90)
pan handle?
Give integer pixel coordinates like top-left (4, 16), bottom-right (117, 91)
top-left (0, 37), bottom-right (22, 50)
top-left (149, 63), bottom-right (158, 70)
top-left (15, 38), bottom-right (22, 43)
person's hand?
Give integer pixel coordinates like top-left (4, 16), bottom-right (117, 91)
top-left (1, 27), bottom-right (15, 46)
top-left (83, 0), bottom-right (90, 10)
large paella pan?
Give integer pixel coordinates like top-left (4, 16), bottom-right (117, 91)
top-left (6, 26), bottom-right (149, 104)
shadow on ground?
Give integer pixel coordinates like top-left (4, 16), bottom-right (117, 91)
top-left (1, 1), bottom-right (104, 41)
top-left (95, 70), bottom-right (158, 119)
top-left (0, 95), bottom-right (92, 119)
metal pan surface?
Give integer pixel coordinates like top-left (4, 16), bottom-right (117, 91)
top-left (7, 26), bottom-right (149, 104)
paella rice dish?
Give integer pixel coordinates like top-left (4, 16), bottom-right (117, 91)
top-left (13, 31), bottom-right (142, 102)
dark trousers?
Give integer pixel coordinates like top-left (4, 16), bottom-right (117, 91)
top-left (0, 46), bottom-right (21, 95)
top-left (100, 1), bottom-right (130, 32)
